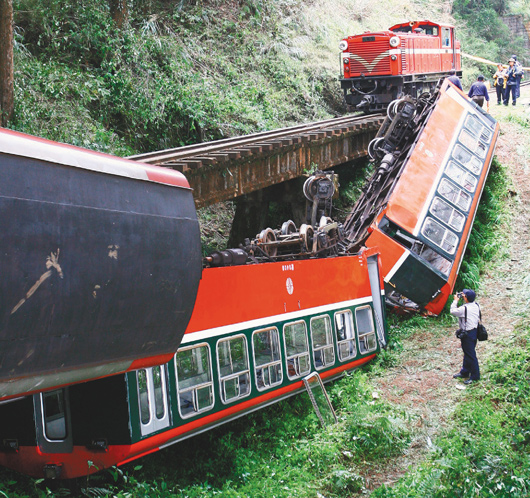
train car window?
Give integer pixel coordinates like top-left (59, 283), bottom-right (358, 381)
top-left (217, 335), bottom-right (251, 403)
top-left (355, 306), bottom-right (377, 354)
top-left (431, 197), bottom-right (465, 232)
top-left (284, 321), bottom-right (311, 379)
top-left (253, 327), bottom-right (283, 390)
top-left (176, 344), bottom-right (214, 418)
top-left (438, 178), bottom-right (472, 211)
top-left (42, 390), bottom-right (67, 440)
top-left (441, 27), bottom-right (451, 47)
top-left (465, 115), bottom-right (493, 143)
top-left (310, 315), bottom-right (335, 369)
top-left (152, 366), bottom-right (166, 420)
top-left (136, 366), bottom-right (170, 435)
top-left (421, 217), bottom-right (458, 254)
top-left (412, 244), bottom-right (452, 276)
top-left (445, 160), bottom-right (477, 193)
top-left (334, 310), bottom-right (357, 361)
top-left (457, 131), bottom-right (487, 159)
top-left (137, 369), bottom-right (151, 425)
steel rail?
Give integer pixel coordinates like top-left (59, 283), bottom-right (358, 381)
top-left (128, 114), bottom-right (383, 165)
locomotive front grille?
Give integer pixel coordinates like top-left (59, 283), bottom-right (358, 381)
top-left (348, 40), bottom-right (391, 75)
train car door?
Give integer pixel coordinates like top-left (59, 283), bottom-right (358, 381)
top-left (34, 389), bottom-right (73, 454)
top-left (451, 28), bottom-right (457, 69)
top-left (441, 26), bottom-right (452, 71)
top-left (367, 255), bottom-right (387, 348)
top-left (136, 365), bottom-right (170, 436)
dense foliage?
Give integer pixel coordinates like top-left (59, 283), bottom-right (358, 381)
top-left (12, 0), bottom-right (341, 155)
top-left (452, 0), bottom-right (529, 84)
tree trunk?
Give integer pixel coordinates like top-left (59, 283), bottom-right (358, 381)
top-left (109, 0), bottom-right (128, 29)
top-left (0, 0), bottom-right (14, 127)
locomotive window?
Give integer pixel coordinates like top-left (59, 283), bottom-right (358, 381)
top-left (458, 131), bottom-right (487, 159)
top-left (176, 344), bottom-right (214, 418)
top-left (419, 25), bottom-right (438, 35)
top-left (355, 307), bottom-right (377, 354)
top-left (441, 27), bottom-right (451, 47)
top-left (284, 321), bottom-right (311, 380)
top-left (335, 310), bottom-right (357, 361)
top-left (465, 115), bottom-right (493, 143)
top-left (438, 178), bottom-right (472, 211)
top-left (431, 197), bottom-right (466, 232)
top-left (217, 335), bottom-right (251, 403)
top-left (42, 390), bottom-right (67, 440)
top-left (445, 161), bottom-right (477, 193)
top-left (421, 217), bottom-right (458, 254)
top-left (253, 327), bottom-right (283, 390)
top-left (311, 315), bottom-right (335, 369)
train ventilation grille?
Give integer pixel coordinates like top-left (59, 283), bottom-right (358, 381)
top-left (401, 40), bottom-right (407, 71)
top-left (348, 40), bottom-right (391, 75)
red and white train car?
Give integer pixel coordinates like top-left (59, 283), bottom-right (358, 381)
top-left (0, 248), bottom-right (387, 479)
top-left (340, 20), bottom-right (462, 112)
top-left (361, 80), bottom-right (499, 314)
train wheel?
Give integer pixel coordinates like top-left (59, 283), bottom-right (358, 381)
top-left (368, 137), bottom-right (384, 161)
top-left (281, 220), bottom-right (297, 235)
top-left (299, 224), bottom-right (314, 253)
top-left (258, 228), bottom-right (278, 257)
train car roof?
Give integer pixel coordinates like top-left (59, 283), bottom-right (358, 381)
top-left (389, 20), bottom-right (455, 31)
top-left (0, 127), bottom-right (190, 189)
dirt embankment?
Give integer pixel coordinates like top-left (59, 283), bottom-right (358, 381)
top-left (363, 88), bottom-right (530, 493)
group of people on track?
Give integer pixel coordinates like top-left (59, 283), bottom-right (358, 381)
top-left (447, 54), bottom-right (524, 110)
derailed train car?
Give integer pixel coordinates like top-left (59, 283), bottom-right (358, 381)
top-left (0, 129), bottom-right (202, 401)
top-left (0, 246), bottom-right (387, 479)
top-left (344, 80), bottom-right (499, 314)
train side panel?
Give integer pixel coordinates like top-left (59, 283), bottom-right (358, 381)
top-left (0, 252), bottom-right (387, 479)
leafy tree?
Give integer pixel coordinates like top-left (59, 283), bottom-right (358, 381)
top-left (0, 0), bottom-right (13, 125)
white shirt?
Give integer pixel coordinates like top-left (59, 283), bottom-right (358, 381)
top-left (450, 301), bottom-right (481, 330)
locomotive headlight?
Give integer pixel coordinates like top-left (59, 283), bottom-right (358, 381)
top-left (343, 58), bottom-right (349, 64)
top-left (339, 40), bottom-right (348, 51)
top-left (389, 36), bottom-right (400, 47)
top-left (391, 55), bottom-right (397, 61)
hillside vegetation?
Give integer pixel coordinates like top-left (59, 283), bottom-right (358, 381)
top-left (11, 0), bottom-right (528, 156)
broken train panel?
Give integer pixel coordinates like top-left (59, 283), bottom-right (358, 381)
top-left (0, 128), bottom-right (202, 400)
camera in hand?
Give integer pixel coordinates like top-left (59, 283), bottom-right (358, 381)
top-left (455, 328), bottom-right (467, 339)
top-left (457, 292), bottom-right (464, 299)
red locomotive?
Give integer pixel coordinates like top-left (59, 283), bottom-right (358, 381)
top-left (340, 20), bottom-right (462, 112)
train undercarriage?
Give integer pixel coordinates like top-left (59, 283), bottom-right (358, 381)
top-left (340, 72), bottom-right (459, 113)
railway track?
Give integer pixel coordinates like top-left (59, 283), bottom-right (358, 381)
top-left (128, 114), bottom-right (384, 171)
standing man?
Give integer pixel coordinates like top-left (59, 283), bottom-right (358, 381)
top-left (451, 289), bottom-right (481, 385)
top-left (493, 63), bottom-right (506, 105)
top-left (468, 75), bottom-right (490, 112)
top-left (446, 69), bottom-right (463, 91)
top-left (511, 55), bottom-right (523, 99)
top-left (504, 58), bottom-right (521, 106)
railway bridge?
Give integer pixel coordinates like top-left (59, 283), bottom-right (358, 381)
top-left (129, 115), bottom-right (383, 207)
top-left (129, 114), bottom-right (384, 243)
